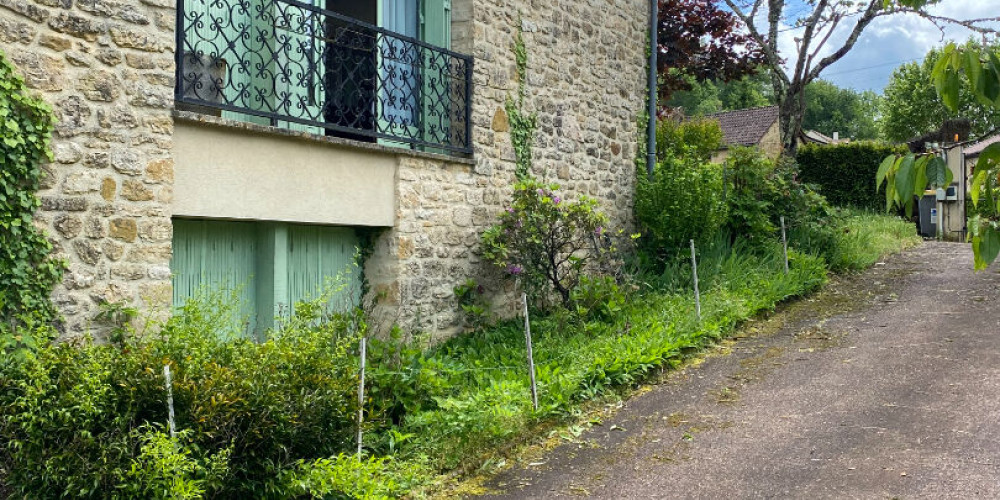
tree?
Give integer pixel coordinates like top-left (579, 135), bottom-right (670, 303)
top-left (880, 41), bottom-right (1000, 143)
top-left (720, 0), bottom-right (998, 154)
top-left (883, 41), bottom-right (1000, 269)
top-left (656, 0), bottom-right (767, 101)
top-left (802, 80), bottom-right (879, 140)
top-left (667, 72), bottom-right (775, 115)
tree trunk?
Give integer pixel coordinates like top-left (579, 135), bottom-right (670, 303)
top-left (778, 85), bottom-right (806, 156)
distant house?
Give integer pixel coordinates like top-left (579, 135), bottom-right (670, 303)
top-left (801, 130), bottom-right (847, 146)
top-left (705, 105), bottom-right (782, 162)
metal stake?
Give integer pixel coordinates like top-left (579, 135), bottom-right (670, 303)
top-left (522, 293), bottom-right (539, 411)
top-left (163, 364), bottom-right (176, 439)
top-left (357, 336), bottom-right (366, 457)
top-left (690, 239), bottom-right (701, 321)
top-left (780, 216), bottom-right (789, 274)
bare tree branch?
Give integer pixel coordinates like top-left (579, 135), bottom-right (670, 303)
top-left (806, 0), bottom-right (885, 82)
top-left (721, 0), bottom-right (790, 85)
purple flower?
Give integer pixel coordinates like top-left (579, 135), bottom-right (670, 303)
top-left (595, 226), bottom-right (604, 236)
top-left (515, 219), bottom-right (523, 228)
top-left (506, 264), bottom-right (524, 275)
top-left (552, 196), bottom-right (561, 205)
top-left (506, 207), bottom-right (515, 214)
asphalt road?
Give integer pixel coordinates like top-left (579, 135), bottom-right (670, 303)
top-left (477, 242), bottom-right (1000, 499)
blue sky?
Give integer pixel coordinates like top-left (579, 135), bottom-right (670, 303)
top-left (747, 0), bottom-right (998, 92)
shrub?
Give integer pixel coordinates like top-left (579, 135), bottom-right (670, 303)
top-left (796, 141), bottom-right (909, 209)
top-left (0, 290), bottom-right (365, 498)
top-left (656, 116), bottom-right (724, 162)
top-left (634, 153), bottom-right (728, 257)
top-left (481, 178), bottom-right (618, 309)
top-left (723, 147), bottom-right (831, 242)
top-left (0, 49), bottom-right (64, 332)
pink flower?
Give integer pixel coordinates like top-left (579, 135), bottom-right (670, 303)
top-left (552, 196), bottom-right (561, 205)
top-left (506, 264), bottom-right (524, 275)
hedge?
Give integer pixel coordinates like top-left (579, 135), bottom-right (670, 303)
top-left (796, 141), bottom-right (909, 209)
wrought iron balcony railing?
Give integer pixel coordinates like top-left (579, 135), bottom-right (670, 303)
top-left (175, 0), bottom-right (473, 155)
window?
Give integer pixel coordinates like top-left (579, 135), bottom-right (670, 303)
top-left (171, 219), bottom-right (361, 338)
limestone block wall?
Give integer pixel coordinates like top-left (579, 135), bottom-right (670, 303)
top-left (2, 0), bottom-right (175, 337)
top-left (370, 0), bottom-right (649, 337)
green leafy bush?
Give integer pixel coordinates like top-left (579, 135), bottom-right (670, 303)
top-left (796, 142), bottom-right (909, 209)
top-left (723, 147), bottom-right (830, 242)
top-left (0, 290), bottom-right (365, 499)
top-left (481, 178), bottom-right (616, 309)
top-left (0, 48), bottom-right (64, 332)
top-left (634, 153), bottom-right (728, 256)
top-left (655, 117), bottom-right (724, 162)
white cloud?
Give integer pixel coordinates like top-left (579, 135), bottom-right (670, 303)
top-left (754, 0), bottom-right (999, 92)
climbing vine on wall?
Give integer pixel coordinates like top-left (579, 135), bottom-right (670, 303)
top-left (0, 49), bottom-right (64, 332)
top-left (505, 21), bottom-right (538, 181)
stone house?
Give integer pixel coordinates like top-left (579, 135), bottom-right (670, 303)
top-left (2, 0), bottom-right (649, 339)
top-left (705, 105), bottom-right (782, 163)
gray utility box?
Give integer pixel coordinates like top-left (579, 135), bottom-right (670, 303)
top-left (918, 192), bottom-right (937, 237)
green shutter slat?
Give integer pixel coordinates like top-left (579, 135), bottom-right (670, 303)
top-left (171, 219), bottom-right (258, 337)
top-left (287, 225), bottom-right (361, 315)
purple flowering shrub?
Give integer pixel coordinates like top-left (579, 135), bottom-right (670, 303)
top-left (482, 178), bottom-right (620, 308)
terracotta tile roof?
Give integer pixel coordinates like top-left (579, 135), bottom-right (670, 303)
top-left (705, 105), bottom-right (780, 147)
top-left (964, 133), bottom-right (1000, 157)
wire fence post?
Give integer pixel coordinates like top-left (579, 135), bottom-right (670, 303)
top-left (522, 293), bottom-right (539, 412)
top-left (780, 216), bottom-right (789, 275)
top-left (163, 364), bottom-right (176, 439)
top-left (690, 239), bottom-right (701, 321)
top-left (356, 336), bottom-right (367, 457)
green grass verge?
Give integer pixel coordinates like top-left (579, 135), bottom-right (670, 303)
top-left (367, 213), bottom-right (919, 495)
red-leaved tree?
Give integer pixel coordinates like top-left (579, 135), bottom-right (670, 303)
top-left (657, 0), bottom-right (767, 102)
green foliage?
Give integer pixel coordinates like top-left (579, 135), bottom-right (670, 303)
top-left (655, 117), bottom-right (724, 162)
top-left (0, 48), bottom-right (64, 332)
top-left (453, 279), bottom-right (493, 331)
top-left (667, 72), bottom-right (775, 116)
top-left (505, 21), bottom-right (537, 180)
top-left (118, 428), bottom-right (231, 500)
top-left (276, 454), bottom-right (422, 500)
top-left (0, 288), bottom-right (368, 499)
top-left (880, 40), bottom-right (1000, 142)
top-left (797, 142), bottom-right (910, 209)
top-left (802, 80), bottom-right (880, 140)
top-left (634, 153), bottom-right (727, 254)
top-left (877, 152), bottom-right (954, 219)
top-left (788, 208), bottom-right (921, 272)
top-left (569, 275), bottom-right (625, 322)
top-left (723, 147), bottom-right (830, 242)
top-left (481, 179), bottom-right (614, 308)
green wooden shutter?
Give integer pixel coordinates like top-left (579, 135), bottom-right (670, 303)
top-left (421, 0), bottom-right (451, 153)
top-left (287, 225), bottom-right (361, 315)
top-left (171, 219), bottom-right (259, 336)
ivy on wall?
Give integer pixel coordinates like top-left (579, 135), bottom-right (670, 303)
top-left (505, 21), bottom-right (538, 180)
top-left (0, 49), bottom-right (64, 332)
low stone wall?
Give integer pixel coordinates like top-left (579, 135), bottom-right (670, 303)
top-left (2, 0), bottom-right (176, 337)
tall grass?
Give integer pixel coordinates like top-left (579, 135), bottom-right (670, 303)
top-left (789, 209), bottom-right (921, 272)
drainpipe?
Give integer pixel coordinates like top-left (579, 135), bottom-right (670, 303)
top-left (646, 0), bottom-right (658, 178)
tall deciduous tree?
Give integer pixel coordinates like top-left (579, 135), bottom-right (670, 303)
top-left (667, 72), bottom-right (775, 115)
top-left (656, 0), bottom-right (767, 101)
top-left (803, 80), bottom-right (879, 140)
top-left (880, 41), bottom-right (1000, 143)
top-left (720, 0), bottom-right (999, 154)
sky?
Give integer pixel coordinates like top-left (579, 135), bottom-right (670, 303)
top-left (751, 0), bottom-right (999, 92)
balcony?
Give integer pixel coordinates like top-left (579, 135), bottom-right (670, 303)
top-left (174, 0), bottom-right (473, 155)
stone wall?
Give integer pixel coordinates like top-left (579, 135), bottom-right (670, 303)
top-left (370, 0), bottom-right (649, 338)
top-left (2, 0), bottom-right (175, 337)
